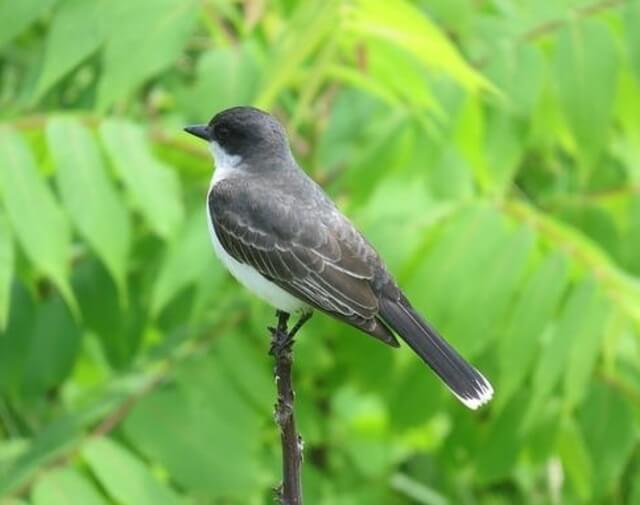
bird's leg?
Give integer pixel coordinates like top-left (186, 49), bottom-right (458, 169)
top-left (288, 311), bottom-right (312, 339)
top-left (269, 311), bottom-right (313, 355)
top-left (269, 310), bottom-right (291, 356)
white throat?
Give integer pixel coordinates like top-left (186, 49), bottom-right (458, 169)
top-left (209, 141), bottom-right (242, 186)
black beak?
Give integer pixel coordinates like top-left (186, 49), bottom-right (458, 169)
top-left (184, 124), bottom-right (210, 141)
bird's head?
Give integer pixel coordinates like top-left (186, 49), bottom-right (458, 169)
top-left (184, 106), bottom-right (292, 173)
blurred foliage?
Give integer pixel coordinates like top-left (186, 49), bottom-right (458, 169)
top-left (0, 0), bottom-right (639, 503)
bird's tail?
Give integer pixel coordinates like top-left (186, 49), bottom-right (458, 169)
top-left (379, 298), bottom-right (493, 409)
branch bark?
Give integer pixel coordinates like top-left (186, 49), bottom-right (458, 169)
top-left (269, 310), bottom-right (311, 505)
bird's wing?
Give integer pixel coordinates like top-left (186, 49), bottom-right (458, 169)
top-left (208, 178), bottom-right (397, 345)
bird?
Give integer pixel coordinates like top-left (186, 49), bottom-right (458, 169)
top-left (184, 106), bottom-right (493, 409)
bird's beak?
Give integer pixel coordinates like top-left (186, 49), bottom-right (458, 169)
top-left (184, 124), bottom-right (210, 141)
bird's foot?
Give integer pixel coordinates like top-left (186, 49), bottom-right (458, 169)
top-left (269, 325), bottom-right (294, 356)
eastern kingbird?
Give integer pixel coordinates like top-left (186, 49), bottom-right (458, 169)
top-left (185, 106), bottom-right (493, 409)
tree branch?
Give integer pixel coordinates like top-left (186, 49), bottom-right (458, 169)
top-left (268, 310), bottom-right (311, 505)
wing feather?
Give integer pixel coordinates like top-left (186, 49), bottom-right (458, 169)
top-left (208, 179), bottom-right (395, 343)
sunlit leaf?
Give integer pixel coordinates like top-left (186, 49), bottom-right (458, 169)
top-left (349, 0), bottom-right (490, 92)
top-left (83, 437), bottom-right (182, 505)
top-left (32, 0), bottom-right (107, 101)
top-left (47, 116), bottom-right (130, 297)
top-left (256, 0), bottom-right (338, 108)
top-left (100, 119), bottom-right (183, 239)
top-left (364, 39), bottom-right (438, 113)
top-left (0, 126), bottom-right (76, 313)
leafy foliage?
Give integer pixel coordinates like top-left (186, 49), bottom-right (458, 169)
top-left (0, 0), bottom-right (639, 504)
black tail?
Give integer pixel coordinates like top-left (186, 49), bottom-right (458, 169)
top-left (379, 297), bottom-right (493, 409)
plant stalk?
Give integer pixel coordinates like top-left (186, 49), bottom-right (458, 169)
top-left (269, 310), bottom-right (311, 505)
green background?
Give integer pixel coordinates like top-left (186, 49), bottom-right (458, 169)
top-left (1, 0), bottom-right (640, 503)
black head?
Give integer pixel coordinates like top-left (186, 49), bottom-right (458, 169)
top-left (184, 106), bottom-right (291, 164)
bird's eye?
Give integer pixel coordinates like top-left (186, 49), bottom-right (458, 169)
top-left (215, 125), bottom-right (231, 140)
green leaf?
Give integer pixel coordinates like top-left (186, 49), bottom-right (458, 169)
top-left (356, 174), bottom-right (436, 271)
top-left (364, 39), bottom-right (438, 113)
top-left (151, 210), bottom-right (217, 317)
top-left (100, 119), bottom-right (183, 239)
top-left (454, 94), bottom-right (490, 192)
top-left (444, 224), bottom-right (534, 357)
top-left (213, 330), bottom-right (274, 414)
top-left (404, 206), bottom-right (508, 351)
top-left (0, 0), bottom-right (57, 49)
top-left (504, 200), bottom-right (640, 326)
top-left (176, 44), bottom-right (261, 119)
top-left (625, 0), bottom-right (640, 82)
top-left (557, 416), bottom-right (593, 501)
top-left (486, 43), bottom-right (544, 117)
top-left (475, 395), bottom-right (528, 484)
top-left (0, 372), bottom-right (148, 496)
top-left (32, 0), bottom-right (107, 101)
top-left (22, 293), bottom-right (81, 396)
top-left (349, 0), bottom-right (491, 93)
top-left (122, 355), bottom-right (263, 498)
top-left (72, 259), bottom-right (143, 369)
top-left (256, 0), bottom-right (338, 108)
top-left (0, 284), bottom-right (35, 395)
top-left (32, 468), bottom-right (107, 505)
top-left (97, 0), bottom-right (197, 109)
top-left (555, 20), bottom-right (618, 163)
top-left (631, 471), bottom-right (640, 505)
top-left (485, 111), bottom-right (527, 195)
top-left (390, 473), bottom-right (449, 505)
top-left (0, 211), bottom-right (14, 330)
top-left (83, 437), bottom-right (182, 505)
top-left (524, 277), bottom-right (603, 427)
top-left (386, 360), bottom-right (444, 430)
top-left (0, 126), bottom-right (76, 313)
top-left (47, 116), bottom-right (130, 298)
top-left (578, 382), bottom-right (636, 498)
top-left (331, 386), bottom-right (392, 477)
top-left (497, 253), bottom-right (568, 409)
top-left (563, 293), bottom-right (610, 409)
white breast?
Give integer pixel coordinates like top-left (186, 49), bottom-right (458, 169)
top-left (206, 142), bottom-right (305, 314)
